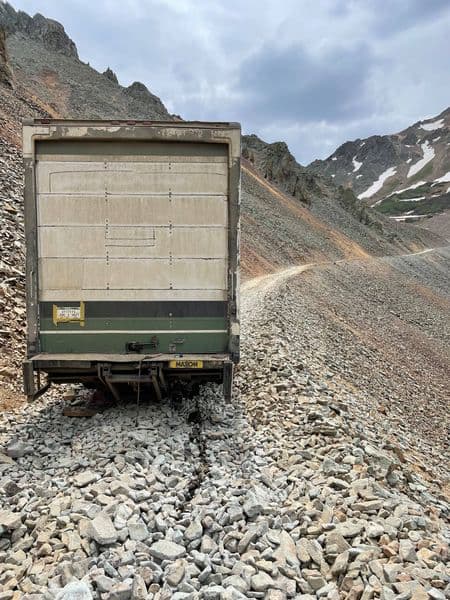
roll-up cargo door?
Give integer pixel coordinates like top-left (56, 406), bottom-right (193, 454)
top-left (35, 140), bottom-right (230, 353)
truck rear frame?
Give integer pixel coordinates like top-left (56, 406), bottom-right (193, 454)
top-left (22, 120), bottom-right (240, 402)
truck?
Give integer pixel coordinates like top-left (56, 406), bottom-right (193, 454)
top-left (22, 120), bottom-right (240, 403)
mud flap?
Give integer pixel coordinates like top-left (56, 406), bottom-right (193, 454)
top-left (22, 360), bottom-right (51, 401)
top-left (223, 362), bottom-right (234, 402)
top-left (23, 360), bottom-right (34, 400)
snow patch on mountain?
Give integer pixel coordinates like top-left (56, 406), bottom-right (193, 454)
top-left (407, 141), bottom-right (435, 178)
top-left (352, 157), bottom-right (362, 172)
top-left (358, 167), bottom-right (397, 200)
top-left (433, 171), bottom-right (450, 184)
top-left (420, 118), bottom-right (444, 131)
top-left (389, 214), bottom-right (428, 221)
top-left (388, 181), bottom-right (426, 197)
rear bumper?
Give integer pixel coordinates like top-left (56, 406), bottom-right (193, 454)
top-left (23, 353), bottom-right (234, 400)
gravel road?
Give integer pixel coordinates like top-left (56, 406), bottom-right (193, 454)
top-left (0, 249), bottom-right (449, 599)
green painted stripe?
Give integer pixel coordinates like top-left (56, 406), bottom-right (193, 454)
top-left (40, 317), bottom-right (228, 331)
top-left (40, 301), bottom-right (227, 319)
top-left (40, 332), bottom-right (228, 354)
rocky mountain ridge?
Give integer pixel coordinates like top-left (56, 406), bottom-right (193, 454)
top-left (0, 1), bottom-right (171, 147)
top-left (309, 108), bottom-right (450, 225)
top-left (0, 1), bottom-right (441, 265)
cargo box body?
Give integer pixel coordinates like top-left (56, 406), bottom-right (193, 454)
top-left (22, 120), bottom-right (240, 401)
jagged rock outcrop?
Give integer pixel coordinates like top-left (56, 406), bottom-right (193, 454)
top-left (102, 67), bottom-right (118, 84)
top-left (243, 134), bottom-right (322, 206)
top-left (0, 28), bottom-right (13, 87)
top-left (0, 2), bottom-right (78, 58)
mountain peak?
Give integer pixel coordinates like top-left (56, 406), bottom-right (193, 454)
top-left (126, 81), bottom-right (153, 99)
top-left (0, 1), bottom-right (78, 58)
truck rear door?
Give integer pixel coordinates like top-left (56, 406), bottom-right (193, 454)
top-left (35, 139), bottom-right (229, 354)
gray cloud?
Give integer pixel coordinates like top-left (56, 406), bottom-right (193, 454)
top-left (369, 0), bottom-right (450, 36)
top-left (8, 0), bottom-right (450, 163)
top-left (237, 42), bottom-right (377, 124)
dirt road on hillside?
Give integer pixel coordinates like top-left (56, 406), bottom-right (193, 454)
top-left (241, 244), bottom-right (450, 484)
top-left (242, 245), bottom-right (447, 312)
top-left (242, 264), bottom-right (314, 315)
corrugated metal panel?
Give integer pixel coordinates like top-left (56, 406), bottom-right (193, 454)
top-left (36, 141), bottom-right (229, 302)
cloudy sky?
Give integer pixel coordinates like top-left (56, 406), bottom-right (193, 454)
top-left (10, 0), bottom-right (450, 164)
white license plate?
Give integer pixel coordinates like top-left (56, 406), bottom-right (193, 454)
top-left (56, 307), bottom-right (81, 320)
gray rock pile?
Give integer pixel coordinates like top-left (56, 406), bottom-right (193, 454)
top-left (0, 268), bottom-right (448, 598)
top-left (0, 137), bottom-right (25, 391)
